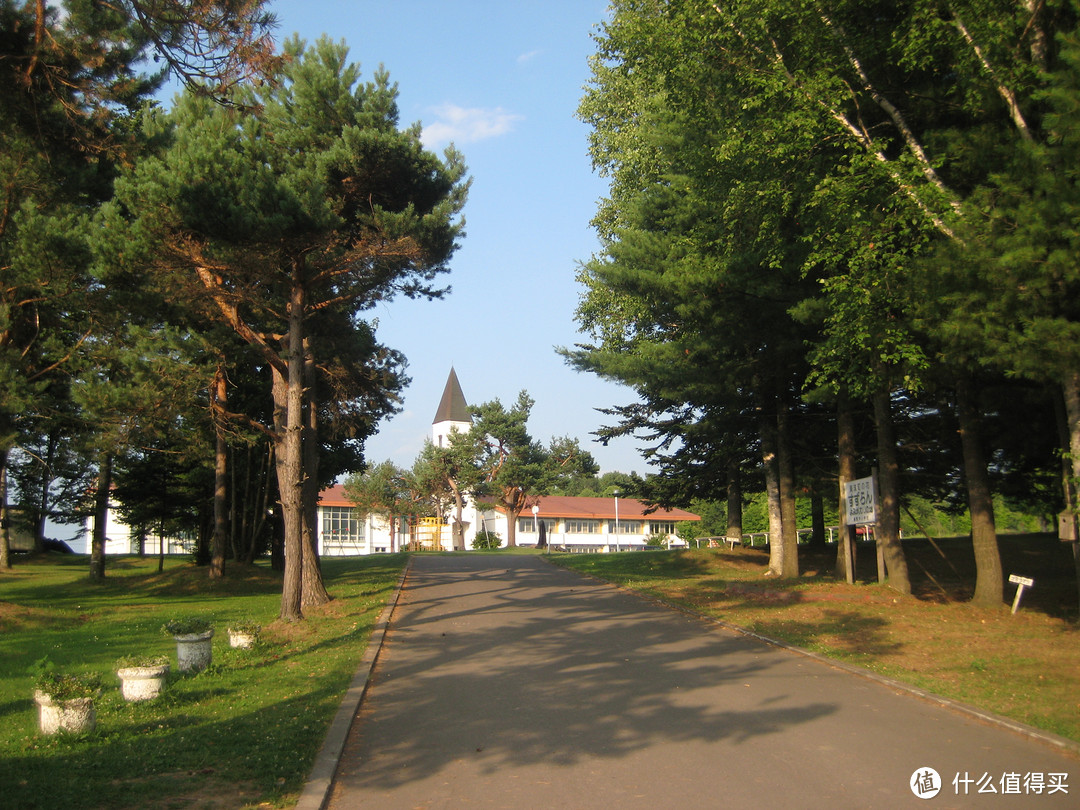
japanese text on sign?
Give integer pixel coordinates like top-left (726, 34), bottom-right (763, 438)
top-left (845, 476), bottom-right (876, 525)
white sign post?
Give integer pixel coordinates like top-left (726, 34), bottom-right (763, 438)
top-left (845, 476), bottom-right (877, 525)
top-left (1008, 574), bottom-right (1034, 615)
top-left (846, 475), bottom-right (881, 582)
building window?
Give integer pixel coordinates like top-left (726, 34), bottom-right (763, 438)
top-left (517, 517), bottom-right (556, 533)
top-left (565, 519), bottom-right (599, 534)
top-left (650, 520), bottom-right (676, 535)
top-left (322, 506), bottom-right (365, 547)
top-left (607, 520), bottom-right (640, 534)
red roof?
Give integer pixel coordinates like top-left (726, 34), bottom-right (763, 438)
top-left (520, 495), bottom-right (699, 522)
top-left (319, 484), bottom-right (353, 507)
top-left (319, 486), bottom-right (698, 522)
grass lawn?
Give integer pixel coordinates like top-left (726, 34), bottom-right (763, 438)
top-left (551, 534), bottom-right (1080, 745)
top-left (0, 553), bottom-right (407, 810)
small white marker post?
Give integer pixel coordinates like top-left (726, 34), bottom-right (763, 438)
top-left (1008, 574), bottom-right (1034, 614)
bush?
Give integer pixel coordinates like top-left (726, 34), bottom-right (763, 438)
top-left (33, 659), bottom-right (102, 701)
top-left (115, 654), bottom-right (169, 669)
top-left (472, 529), bottom-right (502, 550)
top-left (163, 616), bottom-right (213, 637)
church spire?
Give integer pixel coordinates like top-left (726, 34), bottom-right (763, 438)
top-left (433, 368), bottom-right (471, 444)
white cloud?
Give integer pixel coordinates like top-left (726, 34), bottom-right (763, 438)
top-left (517, 49), bottom-right (544, 64)
top-left (422, 104), bottom-right (524, 147)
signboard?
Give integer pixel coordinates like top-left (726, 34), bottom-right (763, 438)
top-left (844, 476), bottom-right (877, 525)
top-left (1008, 574), bottom-right (1034, 614)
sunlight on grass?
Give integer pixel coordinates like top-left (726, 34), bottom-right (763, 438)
top-left (0, 554), bottom-right (407, 809)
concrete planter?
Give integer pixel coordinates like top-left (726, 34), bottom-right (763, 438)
top-left (174, 629), bottom-right (214, 673)
top-left (227, 629), bottom-right (257, 650)
top-left (34, 691), bottom-right (96, 735)
top-left (116, 663), bottom-right (170, 701)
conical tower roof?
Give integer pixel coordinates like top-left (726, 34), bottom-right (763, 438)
top-left (433, 367), bottom-right (471, 425)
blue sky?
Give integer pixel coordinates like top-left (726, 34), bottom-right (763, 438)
top-left (260, 1), bottom-right (646, 475)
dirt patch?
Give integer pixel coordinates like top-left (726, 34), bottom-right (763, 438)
top-left (0, 600), bottom-right (79, 633)
top-left (110, 771), bottom-right (271, 809)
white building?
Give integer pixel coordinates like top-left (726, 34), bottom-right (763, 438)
top-left (317, 369), bottom-right (700, 555)
top-left (81, 369), bottom-right (700, 556)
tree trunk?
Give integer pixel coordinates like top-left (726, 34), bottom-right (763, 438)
top-left (810, 488), bottom-right (826, 550)
top-left (725, 458), bottom-right (742, 541)
top-left (1063, 372), bottom-right (1080, 515)
top-left (1061, 372), bottom-right (1080, 616)
top-left (955, 374), bottom-right (1003, 606)
top-left (90, 453), bottom-right (112, 581)
top-left (275, 273), bottom-right (305, 621)
top-left (872, 388), bottom-right (911, 594)
top-left (300, 338), bottom-right (330, 608)
top-left (0, 448), bottom-right (11, 570)
top-left (503, 487), bottom-right (526, 547)
top-left (209, 362), bottom-right (228, 579)
top-left (760, 406), bottom-right (785, 576)
top-left (450, 480), bottom-right (466, 551)
top-left (775, 404), bottom-right (800, 578)
top-left (836, 394), bottom-right (858, 584)
top-left (31, 434), bottom-right (55, 553)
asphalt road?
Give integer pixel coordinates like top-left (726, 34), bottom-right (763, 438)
top-left (324, 554), bottom-right (1078, 809)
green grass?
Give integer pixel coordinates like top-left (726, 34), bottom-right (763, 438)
top-left (0, 553), bottom-right (407, 810)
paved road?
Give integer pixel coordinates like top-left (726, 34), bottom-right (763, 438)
top-left (325, 555), bottom-right (1077, 809)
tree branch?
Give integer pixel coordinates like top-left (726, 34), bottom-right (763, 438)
top-left (951, 11), bottom-right (1033, 140)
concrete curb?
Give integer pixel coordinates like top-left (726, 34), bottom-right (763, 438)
top-left (294, 558), bottom-right (412, 810)
top-left (550, 556), bottom-right (1080, 761)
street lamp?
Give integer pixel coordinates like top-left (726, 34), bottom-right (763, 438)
top-left (613, 489), bottom-right (620, 553)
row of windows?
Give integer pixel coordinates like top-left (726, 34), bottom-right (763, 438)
top-left (322, 507), bottom-right (678, 541)
top-left (322, 506), bottom-right (366, 545)
top-left (515, 517), bottom-right (678, 535)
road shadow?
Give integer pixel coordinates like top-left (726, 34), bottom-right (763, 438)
top-left (336, 554), bottom-right (840, 792)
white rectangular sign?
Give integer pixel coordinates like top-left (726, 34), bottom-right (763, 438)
top-left (1009, 574), bottom-right (1034, 587)
top-left (845, 476), bottom-right (877, 525)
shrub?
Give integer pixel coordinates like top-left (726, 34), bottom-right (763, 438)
top-left (33, 659), bottom-right (102, 701)
top-left (163, 616), bottom-right (213, 637)
top-left (472, 529), bottom-right (502, 550)
top-left (115, 654), bottom-right (169, 669)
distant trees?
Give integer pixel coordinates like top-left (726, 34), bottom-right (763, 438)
top-left (0, 0), bottom-right (280, 572)
top-left (348, 391), bottom-right (600, 548)
top-left (466, 393), bottom-right (599, 547)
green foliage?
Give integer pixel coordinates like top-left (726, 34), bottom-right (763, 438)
top-left (344, 460), bottom-right (416, 519)
top-left (227, 620), bottom-right (261, 636)
top-left (570, 0), bottom-right (1078, 546)
top-left (32, 660), bottom-right (103, 701)
top-left (472, 529), bottom-right (503, 550)
top-left (115, 654), bottom-right (169, 669)
top-left (162, 616), bottom-right (213, 637)
top-left (0, 0), bottom-right (282, 573)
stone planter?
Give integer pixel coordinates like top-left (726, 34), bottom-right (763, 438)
top-left (116, 663), bottom-right (170, 701)
top-left (34, 691), bottom-right (96, 735)
top-left (227, 629), bottom-right (257, 650)
top-left (174, 629), bottom-right (214, 673)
